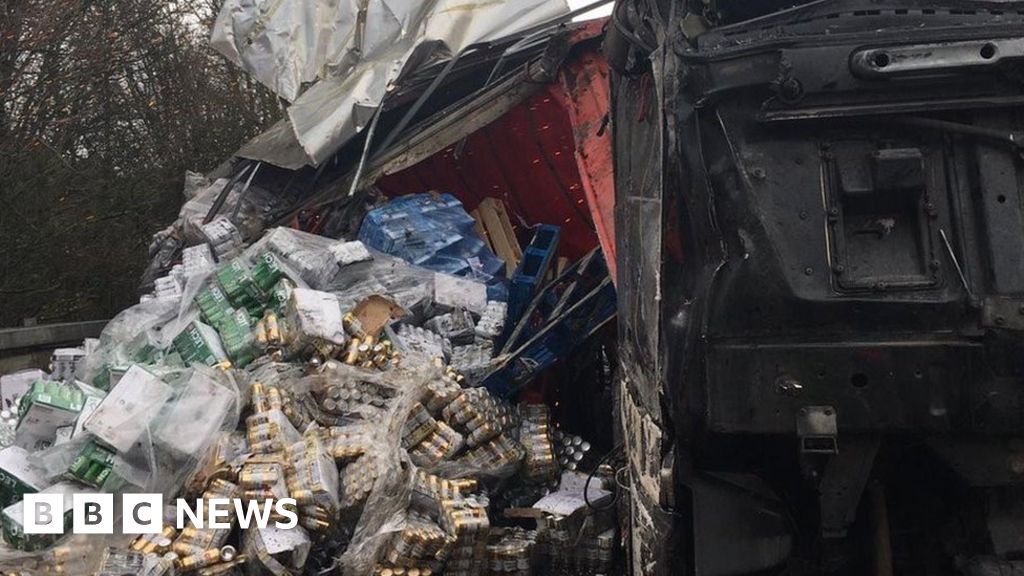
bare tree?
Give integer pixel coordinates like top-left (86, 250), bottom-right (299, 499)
top-left (0, 0), bottom-right (279, 326)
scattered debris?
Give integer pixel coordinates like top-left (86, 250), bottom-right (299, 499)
top-left (0, 192), bottom-right (620, 575)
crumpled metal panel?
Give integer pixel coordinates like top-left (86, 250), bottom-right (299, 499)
top-left (551, 51), bottom-right (616, 283)
top-left (212, 0), bottom-right (569, 167)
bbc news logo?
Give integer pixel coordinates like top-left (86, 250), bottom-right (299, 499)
top-left (23, 494), bottom-right (298, 534)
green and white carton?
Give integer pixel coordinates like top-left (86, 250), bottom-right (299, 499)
top-left (2, 482), bottom-right (89, 551)
top-left (173, 320), bottom-right (229, 367)
top-left (218, 309), bottom-right (259, 367)
top-left (0, 446), bottom-right (50, 509)
top-left (195, 283), bottom-right (234, 329)
top-left (68, 441), bottom-right (118, 489)
top-left (14, 381), bottom-right (85, 451)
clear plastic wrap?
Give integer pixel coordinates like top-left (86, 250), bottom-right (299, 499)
top-left (450, 342), bottom-right (497, 386)
top-left (202, 215), bottom-right (245, 259)
top-left (78, 299), bottom-right (181, 390)
top-left (335, 364), bottom-right (441, 576)
top-left (182, 170), bottom-right (210, 200)
top-left (0, 533), bottom-right (132, 575)
top-left (242, 524), bottom-right (312, 575)
top-left (391, 324), bottom-right (452, 364)
top-left (331, 359), bottom-right (530, 575)
top-left (154, 370), bottom-right (241, 458)
top-left (0, 370), bottom-right (43, 412)
top-left (301, 362), bottom-right (399, 424)
top-left (284, 430), bottom-right (340, 532)
top-left (357, 193), bottom-right (507, 287)
top-left (0, 189), bottom-right (611, 574)
top-left (170, 478), bottom-right (240, 571)
top-left (182, 431), bottom-right (249, 496)
top-left (424, 309), bottom-right (476, 345)
top-left (475, 301), bottom-right (507, 342)
top-left (177, 178), bottom-right (281, 246)
top-left (284, 289), bottom-right (348, 359)
top-left (28, 365), bottom-right (240, 499)
top-left (518, 404), bottom-right (560, 485)
top-left (177, 178), bottom-right (228, 244)
top-left (0, 365), bottom-right (240, 571)
top-left (325, 249), bottom-right (439, 321)
top-left (243, 227), bottom-right (347, 290)
top-left (246, 383), bottom-right (303, 455)
top-left (172, 247), bottom-right (315, 370)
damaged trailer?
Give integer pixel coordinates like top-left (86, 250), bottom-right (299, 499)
top-left (610, 0), bottom-right (1024, 575)
top-left (0, 3), bottom-right (628, 576)
top-left (4, 0), bottom-right (1024, 574)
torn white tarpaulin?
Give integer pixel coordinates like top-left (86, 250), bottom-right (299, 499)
top-left (211, 0), bottom-right (569, 168)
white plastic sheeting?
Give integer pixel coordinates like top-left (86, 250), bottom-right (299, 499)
top-left (211, 0), bottom-right (569, 168)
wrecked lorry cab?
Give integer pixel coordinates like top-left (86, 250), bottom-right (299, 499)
top-left (611, 0), bottom-right (1024, 574)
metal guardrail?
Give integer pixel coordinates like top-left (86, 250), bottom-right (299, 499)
top-left (0, 321), bottom-right (108, 353)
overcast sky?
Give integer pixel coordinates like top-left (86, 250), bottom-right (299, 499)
top-left (567, 0), bottom-right (614, 20)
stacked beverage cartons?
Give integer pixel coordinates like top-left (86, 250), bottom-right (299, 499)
top-left (425, 309), bottom-right (476, 345)
top-left (358, 193), bottom-right (505, 280)
top-left (449, 342), bottom-right (494, 385)
top-left (474, 302), bottom-right (507, 341)
top-left (519, 405), bottom-right (559, 484)
top-left (396, 325), bottom-right (452, 363)
top-left (201, 216), bottom-right (244, 258)
top-left (182, 243), bottom-right (216, 277)
top-left (153, 276), bottom-right (183, 301)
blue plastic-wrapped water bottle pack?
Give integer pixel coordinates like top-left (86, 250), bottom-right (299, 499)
top-left (358, 194), bottom-right (508, 298)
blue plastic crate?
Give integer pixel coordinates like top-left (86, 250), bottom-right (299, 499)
top-left (484, 248), bottom-right (616, 398)
top-left (507, 225), bottom-right (560, 327)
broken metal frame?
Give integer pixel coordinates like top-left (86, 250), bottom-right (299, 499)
top-left (278, 1), bottom-right (615, 223)
top-left (279, 47), bottom-right (562, 223)
top-left (613, 0), bottom-right (1024, 572)
top-left (371, 0), bottom-right (613, 162)
top-left (203, 161), bottom-right (254, 224)
top-left (483, 248), bottom-right (616, 397)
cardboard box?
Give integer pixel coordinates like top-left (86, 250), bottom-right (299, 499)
top-left (285, 289), bottom-right (347, 355)
top-left (352, 295), bottom-right (406, 335)
top-left (72, 394), bottom-right (104, 440)
top-left (0, 370), bottom-right (45, 411)
top-left (84, 365), bottom-right (174, 453)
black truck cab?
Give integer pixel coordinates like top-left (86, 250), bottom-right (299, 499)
top-left (610, 1), bottom-right (1024, 574)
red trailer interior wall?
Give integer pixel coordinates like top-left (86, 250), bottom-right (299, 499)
top-left (377, 44), bottom-right (616, 280)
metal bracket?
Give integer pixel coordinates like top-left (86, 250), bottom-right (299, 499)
top-left (819, 436), bottom-right (881, 539)
top-left (982, 296), bottom-right (1024, 331)
top-left (797, 406), bottom-right (838, 455)
top-left (851, 38), bottom-right (1024, 78)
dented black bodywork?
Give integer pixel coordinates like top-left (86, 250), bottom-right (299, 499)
top-left (611, 1), bottom-right (1024, 574)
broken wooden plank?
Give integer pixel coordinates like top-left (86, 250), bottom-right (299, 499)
top-left (470, 208), bottom-right (494, 253)
top-left (477, 197), bottom-right (522, 277)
